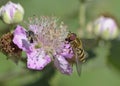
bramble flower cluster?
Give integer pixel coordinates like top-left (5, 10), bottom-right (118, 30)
top-left (0, 1), bottom-right (76, 75)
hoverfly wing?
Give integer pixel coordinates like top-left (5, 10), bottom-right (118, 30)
top-left (74, 48), bottom-right (82, 76)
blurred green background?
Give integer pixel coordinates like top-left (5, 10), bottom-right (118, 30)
top-left (0, 0), bottom-right (120, 86)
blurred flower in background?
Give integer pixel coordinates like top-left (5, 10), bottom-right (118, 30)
top-left (0, 1), bottom-right (24, 24)
top-left (93, 15), bottom-right (119, 40)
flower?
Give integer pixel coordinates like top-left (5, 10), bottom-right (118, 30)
top-left (0, 1), bottom-right (24, 24)
top-left (25, 17), bottom-right (67, 55)
top-left (93, 16), bottom-right (119, 40)
top-left (13, 17), bottom-right (74, 73)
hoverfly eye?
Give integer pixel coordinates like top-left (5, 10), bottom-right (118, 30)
top-left (70, 34), bottom-right (76, 41)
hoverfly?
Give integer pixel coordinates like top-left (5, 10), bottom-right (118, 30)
top-left (65, 32), bottom-right (86, 76)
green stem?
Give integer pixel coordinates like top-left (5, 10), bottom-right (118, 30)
top-left (79, 3), bottom-right (86, 28)
top-left (79, 0), bottom-right (86, 3)
top-left (8, 24), bottom-right (17, 32)
top-left (79, 0), bottom-right (87, 37)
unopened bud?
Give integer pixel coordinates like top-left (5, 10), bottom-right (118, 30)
top-left (0, 1), bottom-right (24, 24)
top-left (94, 16), bottom-right (119, 40)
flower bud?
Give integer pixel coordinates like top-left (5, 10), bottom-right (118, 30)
top-left (0, 1), bottom-right (24, 24)
top-left (94, 16), bottom-right (119, 40)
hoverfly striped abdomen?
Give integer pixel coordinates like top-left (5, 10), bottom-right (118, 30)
top-left (76, 48), bottom-right (85, 62)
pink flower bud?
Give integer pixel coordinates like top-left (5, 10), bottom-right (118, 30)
top-left (0, 1), bottom-right (24, 24)
top-left (94, 16), bottom-right (119, 40)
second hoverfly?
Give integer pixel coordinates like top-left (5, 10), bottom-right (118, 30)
top-left (65, 32), bottom-right (86, 76)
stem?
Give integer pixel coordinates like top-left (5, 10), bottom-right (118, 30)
top-left (79, 0), bottom-right (86, 3)
top-left (79, 0), bottom-right (87, 37)
top-left (8, 24), bottom-right (17, 32)
top-left (79, 3), bottom-right (86, 28)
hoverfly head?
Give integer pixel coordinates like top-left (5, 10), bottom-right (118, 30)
top-left (65, 32), bottom-right (76, 42)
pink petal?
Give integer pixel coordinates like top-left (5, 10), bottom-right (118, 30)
top-left (27, 49), bottom-right (51, 70)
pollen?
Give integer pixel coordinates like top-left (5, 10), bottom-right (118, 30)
top-left (27, 16), bottom-right (69, 54)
